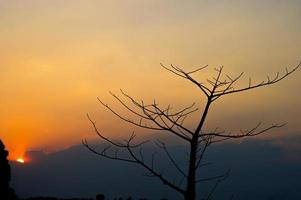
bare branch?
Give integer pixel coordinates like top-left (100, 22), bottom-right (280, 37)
top-left (196, 169), bottom-right (230, 183)
top-left (161, 63), bottom-right (211, 97)
top-left (195, 139), bottom-right (210, 170)
top-left (212, 62), bottom-right (300, 99)
top-left (109, 91), bottom-right (150, 120)
top-left (125, 144), bottom-right (186, 194)
top-left (156, 141), bottom-right (187, 177)
top-left (200, 123), bottom-right (285, 139)
top-left (84, 116), bottom-right (186, 194)
top-left (97, 98), bottom-right (164, 131)
top-left (205, 170), bottom-right (231, 200)
top-left (82, 140), bottom-right (136, 163)
top-left (187, 65), bottom-right (208, 74)
top-left (119, 90), bottom-right (195, 139)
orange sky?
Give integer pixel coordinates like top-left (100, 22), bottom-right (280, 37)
top-left (0, 0), bottom-right (300, 160)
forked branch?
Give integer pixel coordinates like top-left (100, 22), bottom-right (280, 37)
top-left (97, 91), bottom-right (197, 142)
top-left (212, 62), bottom-right (301, 100)
top-left (84, 115), bottom-right (185, 194)
top-left (199, 123), bottom-right (285, 140)
top-left (161, 62), bottom-right (300, 102)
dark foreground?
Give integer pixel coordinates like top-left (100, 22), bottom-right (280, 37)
top-left (21, 196), bottom-right (163, 200)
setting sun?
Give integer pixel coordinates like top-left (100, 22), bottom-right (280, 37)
top-left (16, 158), bottom-right (25, 164)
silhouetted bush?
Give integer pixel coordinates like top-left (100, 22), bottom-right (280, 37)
top-left (0, 139), bottom-right (18, 200)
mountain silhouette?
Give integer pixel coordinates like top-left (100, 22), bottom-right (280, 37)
top-left (11, 135), bottom-right (301, 200)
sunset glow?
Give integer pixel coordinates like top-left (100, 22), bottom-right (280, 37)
top-left (0, 0), bottom-right (300, 161)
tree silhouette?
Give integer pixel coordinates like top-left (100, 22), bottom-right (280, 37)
top-left (84, 62), bottom-right (300, 200)
top-left (0, 139), bottom-right (18, 200)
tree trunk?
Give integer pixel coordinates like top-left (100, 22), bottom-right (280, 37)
top-left (185, 136), bottom-right (198, 200)
top-left (184, 99), bottom-right (211, 200)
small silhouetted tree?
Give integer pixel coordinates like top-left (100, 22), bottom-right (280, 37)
top-left (84, 63), bottom-right (300, 200)
top-left (96, 193), bottom-right (105, 200)
top-left (0, 139), bottom-right (18, 200)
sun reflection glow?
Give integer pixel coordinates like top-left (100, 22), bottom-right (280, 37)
top-left (16, 158), bottom-right (25, 163)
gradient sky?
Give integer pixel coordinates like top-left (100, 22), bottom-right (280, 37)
top-left (0, 0), bottom-right (300, 160)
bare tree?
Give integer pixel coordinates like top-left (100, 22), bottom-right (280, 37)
top-left (83, 62), bottom-right (300, 200)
